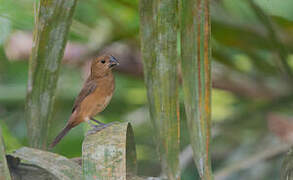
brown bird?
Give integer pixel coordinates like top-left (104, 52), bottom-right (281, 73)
top-left (50, 55), bottom-right (119, 148)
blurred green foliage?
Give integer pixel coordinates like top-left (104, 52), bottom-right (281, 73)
top-left (1, 0), bottom-right (293, 179)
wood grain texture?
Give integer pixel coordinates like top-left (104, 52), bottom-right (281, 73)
top-left (139, 0), bottom-right (180, 179)
top-left (25, 0), bottom-right (78, 149)
top-left (82, 122), bottom-right (137, 180)
top-left (180, 0), bottom-right (213, 179)
top-left (281, 148), bottom-right (293, 180)
top-left (11, 147), bottom-right (82, 180)
top-left (8, 161), bottom-right (56, 180)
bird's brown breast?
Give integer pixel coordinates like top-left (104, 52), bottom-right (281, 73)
top-left (73, 73), bottom-right (115, 123)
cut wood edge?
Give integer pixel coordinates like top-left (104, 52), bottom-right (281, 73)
top-left (281, 147), bottom-right (293, 180)
top-left (82, 122), bottom-right (137, 180)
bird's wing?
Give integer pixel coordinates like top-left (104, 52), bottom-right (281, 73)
top-left (72, 79), bottom-right (97, 113)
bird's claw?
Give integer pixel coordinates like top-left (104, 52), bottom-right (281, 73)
top-left (87, 122), bottom-right (115, 135)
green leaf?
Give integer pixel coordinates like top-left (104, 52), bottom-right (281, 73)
top-left (0, 120), bottom-right (22, 153)
top-left (180, 0), bottom-right (213, 179)
top-left (139, 0), bottom-right (180, 179)
top-left (255, 0), bottom-right (293, 21)
top-left (0, 16), bottom-right (11, 45)
top-left (247, 0), bottom-right (293, 82)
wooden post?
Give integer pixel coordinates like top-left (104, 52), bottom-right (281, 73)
top-left (281, 148), bottom-right (293, 180)
top-left (82, 122), bottom-right (137, 180)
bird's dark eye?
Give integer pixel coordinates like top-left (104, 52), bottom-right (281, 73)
top-left (101, 60), bottom-right (105, 64)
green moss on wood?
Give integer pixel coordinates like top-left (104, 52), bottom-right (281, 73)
top-left (12, 147), bottom-right (82, 180)
top-left (82, 122), bottom-right (137, 180)
top-left (281, 148), bottom-right (293, 180)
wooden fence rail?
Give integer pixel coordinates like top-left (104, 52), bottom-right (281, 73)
top-left (0, 122), bottom-right (162, 180)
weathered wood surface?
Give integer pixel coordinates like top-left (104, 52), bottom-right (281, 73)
top-left (139, 0), bottom-right (180, 179)
top-left (7, 156), bottom-right (56, 180)
top-left (1, 122), bottom-right (166, 179)
top-left (281, 148), bottom-right (293, 180)
top-left (25, 0), bottom-right (78, 149)
top-left (180, 0), bottom-right (213, 179)
top-left (11, 147), bottom-right (82, 180)
top-left (82, 122), bottom-right (137, 180)
top-left (0, 126), bottom-right (11, 180)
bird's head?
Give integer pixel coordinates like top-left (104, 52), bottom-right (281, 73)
top-left (91, 55), bottom-right (119, 78)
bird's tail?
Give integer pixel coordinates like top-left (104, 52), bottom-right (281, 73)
top-left (50, 124), bottom-right (73, 148)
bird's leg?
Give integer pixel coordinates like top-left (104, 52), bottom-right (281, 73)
top-left (90, 117), bottom-right (104, 125)
top-left (87, 117), bottom-right (115, 135)
top-left (88, 120), bottom-right (97, 128)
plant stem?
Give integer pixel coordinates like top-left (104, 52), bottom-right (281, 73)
top-left (139, 0), bottom-right (180, 179)
top-left (180, 0), bottom-right (213, 179)
top-left (25, 0), bottom-right (78, 149)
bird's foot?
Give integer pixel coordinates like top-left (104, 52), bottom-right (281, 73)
top-left (87, 122), bottom-right (115, 135)
top-left (90, 117), bottom-right (104, 125)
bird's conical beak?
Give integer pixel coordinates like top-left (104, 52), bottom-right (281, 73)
top-left (109, 56), bottom-right (119, 68)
